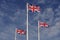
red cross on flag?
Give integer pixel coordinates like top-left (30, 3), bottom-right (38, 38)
top-left (28, 4), bottom-right (40, 12)
top-left (16, 29), bottom-right (26, 35)
top-left (39, 22), bottom-right (48, 27)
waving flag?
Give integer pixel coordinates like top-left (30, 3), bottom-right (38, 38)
top-left (39, 22), bottom-right (48, 27)
top-left (16, 29), bottom-right (26, 35)
top-left (28, 4), bottom-right (40, 12)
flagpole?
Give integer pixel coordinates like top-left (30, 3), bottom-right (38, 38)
top-left (38, 21), bottom-right (40, 40)
top-left (15, 28), bottom-right (17, 40)
top-left (26, 3), bottom-right (28, 40)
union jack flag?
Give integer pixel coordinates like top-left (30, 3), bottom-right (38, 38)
top-left (28, 4), bottom-right (40, 12)
top-left (39, 22), bottom-right (48, 27)
top-left (16, 29), bottom-right (26, 35)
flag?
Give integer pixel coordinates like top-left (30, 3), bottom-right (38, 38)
top-left (28, 4), bottom-right (40, 12)
top-left (16, 29), bottom-right (26, 35)
top-left (39, 22), bottom-right (48, 27)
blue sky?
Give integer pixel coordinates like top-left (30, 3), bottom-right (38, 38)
top-left (0, 0), bottom-right (60, 40)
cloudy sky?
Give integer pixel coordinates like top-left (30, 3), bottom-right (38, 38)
top-left (0, 0), bottom-right (60, 40)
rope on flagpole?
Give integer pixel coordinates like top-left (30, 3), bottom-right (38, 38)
top-left (26, 3), bottom-right (28, 40)
top-left (38, 21), bottom-right (40, 40)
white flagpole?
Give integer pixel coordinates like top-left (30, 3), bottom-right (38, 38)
top-left (26, 3), bottom-right (28, 40)
top-left (38, 21), bottom-right (40, 40)
top-left (15, 28), bottom-right (17, 40)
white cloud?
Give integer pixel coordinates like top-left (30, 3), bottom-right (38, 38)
top-left (0, 24), bottom-right (16, 40)
top-left (47, 22), bottom-right (60, 37)
top-left (0, 11), bottom-right (5, 16)
top-left (38, 0), bottom-right (45, 4)
top-left (58, 5), bottom-right (60, 9)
